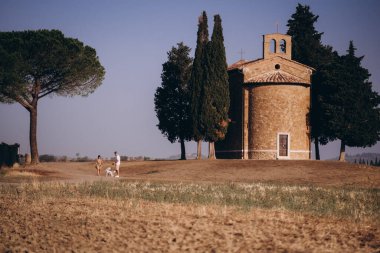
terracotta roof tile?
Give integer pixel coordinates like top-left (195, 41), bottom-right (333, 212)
top-left (228, 56), bottom-right (314, 71)
top-left (246, 70), bottom-right (309, 84)
top-left (227, 59), bottom-right (263, 71)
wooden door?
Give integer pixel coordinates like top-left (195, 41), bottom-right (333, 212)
top-left (279, 134), bottom-right (288, 157)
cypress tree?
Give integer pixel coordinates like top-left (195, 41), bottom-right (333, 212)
top-left (287, 4), bottom-right (323, 67)
top-left (286, 4), bottom-right (335, 160)
top-left (200, 15), bottom-right (230, 159)
top-left (321, 41), bottom-right (380, 161)
top-left (189, 11), bottom-right (209, 159)
top-left (154, 42), bottom-right (193, 160)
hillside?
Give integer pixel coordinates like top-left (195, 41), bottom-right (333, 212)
top-left (2, 159), bottom-right (379, 188)
top-left (1, 159), bottom-right (379, 252)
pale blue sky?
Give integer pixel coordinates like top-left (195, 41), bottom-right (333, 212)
top-left (0, 0), bottom-right (379, 159)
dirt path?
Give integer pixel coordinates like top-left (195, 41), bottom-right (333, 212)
top-left (4, 160), bottom-right (379, 188)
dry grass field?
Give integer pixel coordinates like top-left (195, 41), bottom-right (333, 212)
top-left (0, 160), bottom-right (379, 252)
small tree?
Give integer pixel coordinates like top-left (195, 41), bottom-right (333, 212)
top-left (189, 11), bottom-right (209, 159)
top-left (154, 43), bottom-right (193, 160)
top-left (0, 30), bottom-right (105, 164)
top-left (320, 41), bottom-right (380, 161)
top-left (201, 15), bottom-right (230, 159)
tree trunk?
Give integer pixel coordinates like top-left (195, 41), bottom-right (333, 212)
top-left (29, 107), bottom-right (39, 164)
top-left (314, 136), bottom-right (320, 160)
top-left (180, 138), bottom-right (186, 160)
top-left (196, 140), bottom-right (202, 160)
top-left (338, 140), bottom-right (346, 162)
top-left (208, 141), bottom-right (216, 160)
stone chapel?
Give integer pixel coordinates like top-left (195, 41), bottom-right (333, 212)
top-left (215, 33), bottom-right (314, 160)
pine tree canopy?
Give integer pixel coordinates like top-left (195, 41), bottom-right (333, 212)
top-left (286, 4), bottom-right (324, 67)
top-left (320, 41), bottom-right (380, 148)
top-left (154, 42), bottom-right (193, 143)
top-left (0, 30), bottom-right (105, 103)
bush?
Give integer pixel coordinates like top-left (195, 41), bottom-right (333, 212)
top-left (0, 143), bottom-right (19, 167)
top-left (39, 154), bottom-right (57, 162)
top-left (76, 156), bottom-right (92, 162)
top-left (120, 156), bottom-right (129, 161)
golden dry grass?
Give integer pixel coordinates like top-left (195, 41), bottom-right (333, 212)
top-left (1, 194), bottom-right (379, 252)
top-left (2, 170), bottom-right (40, 178)
top-left (0, 180), bottom-right (379, 252)
top-left (2, 180), bottom-right (379, 220)
top-left (0, 160), bottom-right (379, 252)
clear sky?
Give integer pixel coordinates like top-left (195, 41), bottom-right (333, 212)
top-left (0, 0), bottom-right (379, 159)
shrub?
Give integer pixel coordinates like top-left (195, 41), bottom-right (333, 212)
top-left (39, 154), bottom-right (57, 162)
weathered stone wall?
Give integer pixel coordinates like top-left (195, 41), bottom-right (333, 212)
top-left (289, 151), bottom-right (310, 160)
top-left (248, 84), bottom-right (310, 160)
top-left (250, 151), bottom-right (277, 160)
top-left (263, 33), bottom-right (292, 60)
top-left (217, 33), bottom-right (312, 160)
top-left (216, 76), bottom-right (311, 160)
top-left (243, 57), bottom-right (312, 84)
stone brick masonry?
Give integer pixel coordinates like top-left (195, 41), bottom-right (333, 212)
top-left (247, 84), bottom-right (310, 159)
top-left (215, 33), bottom-right (313, 160)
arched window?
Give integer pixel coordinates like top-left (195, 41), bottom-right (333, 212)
top-left (270, 39), bottom-right (276, 53)
top-left (280, 39), bottom-right (286, 53)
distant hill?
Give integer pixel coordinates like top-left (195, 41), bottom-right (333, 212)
top-left (162, 153), bottom-right (207, 160)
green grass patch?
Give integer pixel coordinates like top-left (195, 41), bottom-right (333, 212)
top-left (1, 180), bottom-right (379, 221)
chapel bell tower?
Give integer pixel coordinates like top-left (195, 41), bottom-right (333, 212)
top-left (263, 33), bottom-right (292, 60)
